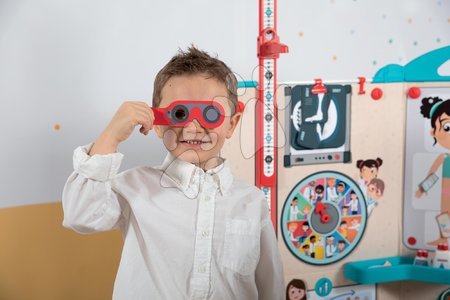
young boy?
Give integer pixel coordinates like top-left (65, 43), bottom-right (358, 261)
top-left (62, 46), bottom-right (285, 299)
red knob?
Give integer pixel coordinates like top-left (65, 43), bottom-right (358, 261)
top-left (371, 88), bottom-right (383, 100)
top-left (407, 237), bottom-right (416, 245)
top-left (408, 87), bottom-right (421, 99)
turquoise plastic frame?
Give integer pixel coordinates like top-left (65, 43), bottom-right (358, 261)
top-left (344, 256), bottom-right (450, 285)
top-left (373, 46), bottom-right (450, 83)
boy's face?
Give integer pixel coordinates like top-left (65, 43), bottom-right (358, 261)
top-left (368, 183), bottom-right (383, 200)
top-left (154, 74), bottom-right (241, 169)
top-left (327, 178), bottom-right (336, 187)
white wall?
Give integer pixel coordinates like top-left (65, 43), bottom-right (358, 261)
top-left (0, 0), bottom-right (448, 207)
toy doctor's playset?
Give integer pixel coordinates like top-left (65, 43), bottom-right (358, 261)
top-left (221, 0), bottom-right (450, 299)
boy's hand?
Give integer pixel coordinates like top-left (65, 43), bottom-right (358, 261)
top-left (89, 102), bottom-right (154, 155)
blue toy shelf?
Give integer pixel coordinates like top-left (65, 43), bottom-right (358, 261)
top-left (344, 256), bottom-right (450, 285)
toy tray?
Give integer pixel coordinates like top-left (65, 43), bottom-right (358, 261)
top-left (344, 256), bottom-right (450, 285)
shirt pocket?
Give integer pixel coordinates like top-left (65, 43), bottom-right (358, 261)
top-left (222, 218), bottom-right (260, 276)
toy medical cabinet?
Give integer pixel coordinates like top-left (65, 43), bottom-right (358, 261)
top-left (222, 2), bottom-right (450, 296)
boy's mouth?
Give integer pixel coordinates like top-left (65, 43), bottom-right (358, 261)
top-left (179, 139), bottom-right (211, 145)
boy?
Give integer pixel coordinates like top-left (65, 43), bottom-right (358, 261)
top-left (338, 220), bottom-right (348, 239)
top-left (349, 191), bottom-right (359, 215)
top-left (290, 197), bottom-right (300, 221)
top-left (299, 221), bottom-right (311, 244)
top-left (325, 236), bottom-right (336, 258)
top-left (367, 178), bottom-right (385, 215)
top-left (308, 236), bottom-right (317, 258)
top-left (326, 177), bottom-right (338, 202)
top-left (62, 47), bottom-right (285, 299)
top-left (337, 240), bottom-right (346, 253)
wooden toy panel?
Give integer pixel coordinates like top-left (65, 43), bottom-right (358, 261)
top-left (223, 82), bottom-right (450, 299)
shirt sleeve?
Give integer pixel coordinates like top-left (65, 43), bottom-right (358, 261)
top-left (62, 143), bottom-right (126, 234)
top-left (255, 194), bottom-right (285, 300)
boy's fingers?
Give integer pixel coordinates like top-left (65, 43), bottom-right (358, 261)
top-left (134, 102), bottom-right (153, 113)
top-left (134, 104), bottom-right (154, 122)
top-left (139, 126), bottom-right (148, 135)
top-left (135, 111), bottom-right (153, 133)
top-left (121, 102), bottom-right (153, 136)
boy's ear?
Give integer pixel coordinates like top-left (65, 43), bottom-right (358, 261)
top-left (225, 112), bottom-right (242, 139)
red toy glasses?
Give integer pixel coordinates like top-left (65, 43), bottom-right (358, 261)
top-left (152, 100), bottom-right (243, 129)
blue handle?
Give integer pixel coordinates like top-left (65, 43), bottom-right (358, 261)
top-left (373, 45), bottom-right (450, 82)
top-left (405, 46), bottom-right (450, 82)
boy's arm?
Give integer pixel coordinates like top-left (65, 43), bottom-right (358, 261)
top-left (62, 143), bottom-right (125, 234)
top-left (63, 101), bottom-right (153, 233)
top-left (255, 195), bottom-right (285, 300)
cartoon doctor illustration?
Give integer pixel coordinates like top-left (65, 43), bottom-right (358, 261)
top-left (415, 96), bottom-right (450, 246)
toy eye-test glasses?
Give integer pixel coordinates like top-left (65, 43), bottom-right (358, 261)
top-left (151, 100), bottom-right (244, 129)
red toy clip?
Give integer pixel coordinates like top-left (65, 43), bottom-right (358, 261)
top-left (358, 76), bottom-right (366, 95)
top-left (237, 101), bottom-right (245, 113)
top-left (257, 28), bottom-right (288, 59)
top-left (312, 78), bottom-right (327, 94)
top-left (314, 201), bottom-right (331, 224)
top-left (408, 87), bottom-right (421, 99)
top-left (371, 88), bottom-right (383, 101)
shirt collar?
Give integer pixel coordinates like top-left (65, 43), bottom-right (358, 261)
top-left (156, 152), bottom-right (233, 197)
top-left (367, 197), bottom-right (378, 206)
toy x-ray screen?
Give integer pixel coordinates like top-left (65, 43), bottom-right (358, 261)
top-left (284, 84), bottom-right (351, 166)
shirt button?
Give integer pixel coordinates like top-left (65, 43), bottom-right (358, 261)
top-left (201, 230), bottom-right (209, 237)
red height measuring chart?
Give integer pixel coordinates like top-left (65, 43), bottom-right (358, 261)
top-left (256, 0), bottom-right (288, 234)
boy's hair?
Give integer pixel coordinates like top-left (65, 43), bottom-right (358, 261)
top-left (369, 178), bottom-right (385, 193)
top-left (152, 45), bottom-right (238, 114)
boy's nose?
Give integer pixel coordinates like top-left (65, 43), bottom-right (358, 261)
top-left (184, 119), bottom-right (204, 132)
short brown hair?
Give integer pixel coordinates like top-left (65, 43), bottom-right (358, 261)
top-left (152, 45), bottom-right (238, 114)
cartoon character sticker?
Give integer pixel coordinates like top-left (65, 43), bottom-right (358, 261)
top-left (415, 96), bottom-right (450, 246)
top-left (355, 158), bottom-right (386, 216)
top-left (286, 279), bottom-right (307, 300)
top-left (356, 158), bottom-right (383, 197)
top-left (366, 178), bottom-right (385, 215)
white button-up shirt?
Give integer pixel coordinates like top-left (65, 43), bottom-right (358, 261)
top-left (62, 144), bottom-right (285, 300)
